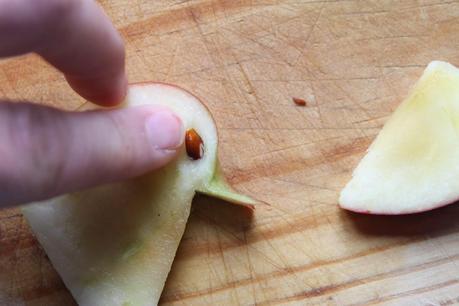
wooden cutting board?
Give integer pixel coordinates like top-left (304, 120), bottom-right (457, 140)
top-left (1, 1), bottom-right (459, 305)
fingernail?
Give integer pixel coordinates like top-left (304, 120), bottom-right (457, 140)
top-left (145, 110), bottom-right (183, 151)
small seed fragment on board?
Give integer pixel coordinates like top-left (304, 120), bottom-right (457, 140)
top-left (292, 97), bottom-right (307, 106)
top-left (185, 129), bottom-right (204, 160)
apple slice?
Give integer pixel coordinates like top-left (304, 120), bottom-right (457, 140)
top-left (22, 83), bottom-right (256, 306)
top-left (340, 61), bottom-right (459, 214)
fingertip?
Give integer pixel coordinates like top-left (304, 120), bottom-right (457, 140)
top-left (145, 110), bottom-right (184, 151)
top-left (108, 106), bottom-right (185, 172)
top-left (66, 72), bottom-right (128, 106)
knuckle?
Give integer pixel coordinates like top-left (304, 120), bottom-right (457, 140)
top-left (40, 0), bottom-right (78, 20)
top-left (106, 113), bottom-right (137, 175)
top-left (11, 104), bottom-right (68, 197)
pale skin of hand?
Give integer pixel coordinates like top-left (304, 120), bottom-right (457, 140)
top-left (0, 0), bottom-right (184, 207)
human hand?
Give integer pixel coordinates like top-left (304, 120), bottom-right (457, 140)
top-left (0, 0), bottom-right (183, 207)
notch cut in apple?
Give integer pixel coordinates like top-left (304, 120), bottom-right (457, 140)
top-left (340, 61), bottom-right (459, 215)
top-left (22, 83), bottom-right (256, 306)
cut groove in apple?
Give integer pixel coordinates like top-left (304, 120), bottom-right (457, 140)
top-left (340, 61), bottom-right (459, 215)
top-left (198, 160), bottom-right (256, 210)
top-left (22, 83), bottom-right (256, 306)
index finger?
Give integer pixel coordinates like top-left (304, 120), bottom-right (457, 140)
top-left (0, 0), bottom-right (127, 106)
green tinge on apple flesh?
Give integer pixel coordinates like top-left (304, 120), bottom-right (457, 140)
top-left (22, 83), bottom-right (255, 306)
top-left (340, 61), bottom-right (459, 214)
top-left (198, 161), bottom-right (256, 209)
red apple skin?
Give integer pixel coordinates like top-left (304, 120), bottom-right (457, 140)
top-left (340, 198), bottom-right (457, 215)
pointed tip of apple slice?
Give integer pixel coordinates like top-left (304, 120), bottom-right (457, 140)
top-left (197, 161), bottom-right (257, 211)
top-left (339, 60), bottom-right (459, 215)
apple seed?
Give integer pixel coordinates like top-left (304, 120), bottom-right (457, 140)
top-left (185, 129), bottom-right (204, 160)
top-left (292, 97), bottom-right (307, 106)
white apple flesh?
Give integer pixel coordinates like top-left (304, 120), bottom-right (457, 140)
top-left (22, 83), bottom-right (255, 306)
top-left (340, 61), bottom-right (459, 214)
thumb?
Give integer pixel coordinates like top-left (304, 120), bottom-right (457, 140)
top-left (0, 102), bottom-right (183, 208)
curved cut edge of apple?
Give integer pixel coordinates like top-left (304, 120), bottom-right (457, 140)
top-left (339, 61), bottom-right (459, 215)
top-left (77, 82), bottom-right (258, 211)
top-left (340, 198), bottom-right (456, 216)
top-left (197, 161), bottom-right (257, 211)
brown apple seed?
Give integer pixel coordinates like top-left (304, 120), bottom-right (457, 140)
top-left (185, 129), bottom-right (204, 160)
top-left (292, 97), bottom-right (307, 106)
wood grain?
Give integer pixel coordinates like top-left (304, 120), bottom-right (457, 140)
top-left (1, 0), bottom-right (459, 305)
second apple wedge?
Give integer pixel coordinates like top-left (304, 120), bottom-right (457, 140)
top-left (22, 83), bottom-right (256, 306)
top-left (340, 61), bottom-right (459, 214)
